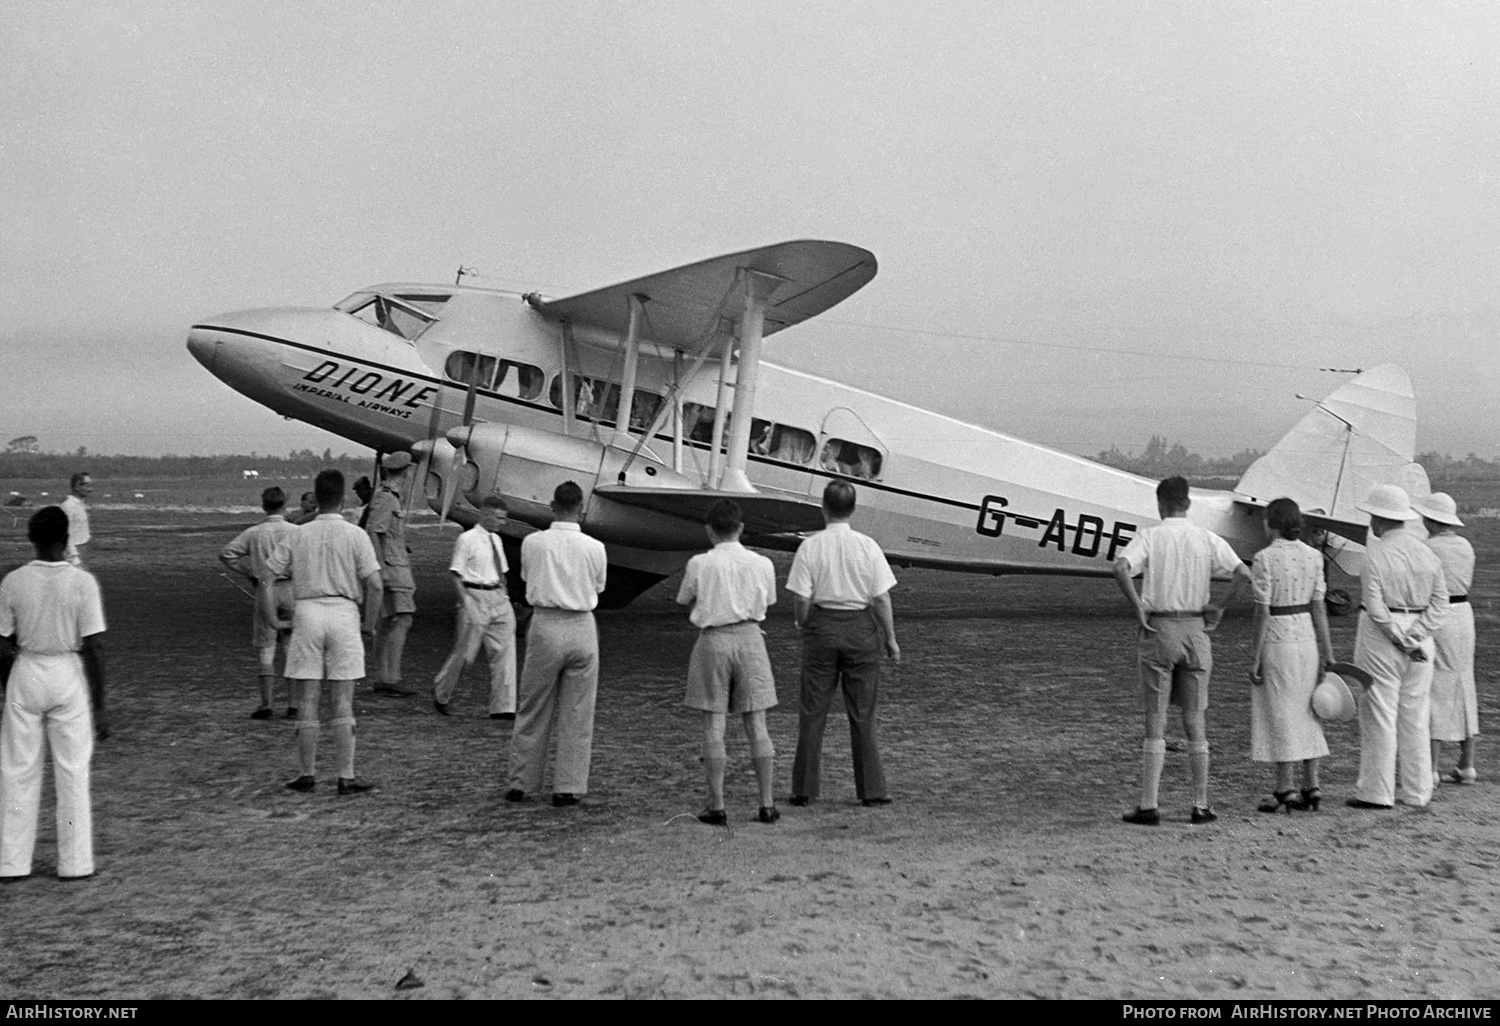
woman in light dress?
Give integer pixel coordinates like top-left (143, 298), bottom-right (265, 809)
top-left (1248, 498), bottom-right (1335, 812)
top-left (1416, 493), bottom-right (1479, 785)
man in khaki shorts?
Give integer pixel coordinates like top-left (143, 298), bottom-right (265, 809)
top-left (366, 452), bottom-right (417, 696)
top-left (264, 470), bottom-right (384, 795)
top-left (1114, 476), bottom-right (1249, 825)
top-left (676, 499), bottom-right (780, 826)
top-left (220, 485), bottom-right (299, 720)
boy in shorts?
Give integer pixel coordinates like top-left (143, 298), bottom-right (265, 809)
top-left (676, 500), bottom-right (780, 825)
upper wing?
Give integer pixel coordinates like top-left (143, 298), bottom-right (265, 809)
top-left (592, 484), bottom-right (825, 536)
top-left (531, 240), bottom-right (877, 355)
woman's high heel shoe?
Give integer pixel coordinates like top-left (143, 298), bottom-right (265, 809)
top-left (1258, 789), bottom-right (1308, 813)
top-left (1300, 787), bottom-right (1322, 811)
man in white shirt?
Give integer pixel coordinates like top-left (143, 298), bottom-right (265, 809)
top-left (59, 472), bottom-right (92, 568)
top-left (1348, 484), bottom-right (1449, 810)
top-left (433, 495), bottom-right (517, 719)
top-left (1114, 476), bottom-right (1250, 826)
top-left (504, 481), bottom-right (607, 807)
top-left (219, 485), bottom-right (300, 720)
top-left (676, 499), bottom-right (780, 826)
top-left (264, 470), bottom-right (384, 795)
top-left (0, 506), bottom-right (108, 881)
top-left (787, 480), bottom-right (901, 808)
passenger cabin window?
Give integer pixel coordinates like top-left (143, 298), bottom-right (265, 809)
top-left (501, 360), bottom-right (546, 400)
top-left (819, 438), bottom-right (883, 480)
top-left (335, 292), bottom-right (438, 341)
top-left (548, 374), bottom-right (662, 428)
top-left (749, 418), bottom-right (817, 464)
top-left (444, 350), bottom-right (498, 389)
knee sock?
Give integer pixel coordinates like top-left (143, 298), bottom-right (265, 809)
top-left (705, 758), bottom-right (726, 810)
top-left (747, 721), bottom-right (775, 807)
top-left (1140, 739), bottom-right (1166, 810)
top-left (331, 717), bottom-right (356, 778)
top-left (296, 718), bottom-right (320, 775)
top-left (258, 674), bottom-right (275, 708)
top-left (1188, 740), bottom-right (1210, 808)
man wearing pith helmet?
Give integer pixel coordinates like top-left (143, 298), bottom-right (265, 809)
top-left (1347, 484), bottom-right (1449, 810)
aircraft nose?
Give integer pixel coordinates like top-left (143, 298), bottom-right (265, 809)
top-left (186, 326), bottom-right (218, 371)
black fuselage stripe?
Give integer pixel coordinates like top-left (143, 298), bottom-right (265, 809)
top-left (197, 323), bottom-right (985, 514)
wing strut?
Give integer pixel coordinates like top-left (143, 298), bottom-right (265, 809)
top-left (720, 269), bottom-right (784, 493)
top-left (614, 295), bottom-right (646, 446)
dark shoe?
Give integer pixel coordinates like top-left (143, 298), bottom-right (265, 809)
top-left (1122, 806), bottom-right (1161, 826)
top-left (552, 793), bottom-right (579, 807)
top-left (1346, 798), bottom-right (1393, 810)
top-left (1191, 806), bottom-right (1218, 824)
top-left (337, 776), bottom-right (375, 795)
top-left (432, 695), bottom-right (450, 716)
top-left (373, 684), bottom-right (416, 697)
top-left (490, 712), bottom-right (516, 721)
top-left (788, 795), bottom-right (811, 807)
top-left (758, 806), bottom-right (781, 824)
top-left (0, 874), bottom-right (32, 884)
top-left (861, 796), bottom-right (893, 807)
top-left (503, 789), bottom-right (526, 803)
top-left (697, 808), bottom-right (728, 826)
top-left (284, 707), bottom-right (298, 720)
top-left (58, 873), bottom-right (95, 882)
top-left (250, 707), bottom-right (273, 720)
top-left (284, 775), bottom-right (316, 793)
top-left (1258, 789), bottom-right (1307, 814)
top-left (1300, 787), bottom-right (1322, 811)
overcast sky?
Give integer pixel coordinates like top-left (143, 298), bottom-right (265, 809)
top-left (4, 0), bottom-right (1497, 460)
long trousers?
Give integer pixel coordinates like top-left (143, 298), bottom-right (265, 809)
top-left (790, 606), bottom-right (888, 801)
top-left (506, 609), bottom-right (598, 796)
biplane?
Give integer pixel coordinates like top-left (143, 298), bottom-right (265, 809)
top-left (186, 240), bottom-right (1426, 605)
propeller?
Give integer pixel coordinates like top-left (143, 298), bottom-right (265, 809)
top-left (436, 368), bottom-right (483, 524)
top-left (403, 369), bottom-right (450, 518)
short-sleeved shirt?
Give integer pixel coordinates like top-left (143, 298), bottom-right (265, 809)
top-left (266, 513), bottom-right (381, 602)
top-left (1425, 533), bottom-right (1474, 598)
top-left (785, 522), bottom-right (896, 610)
top-left (1116, 517), bottom-right (1244, 612)
top-left (365, 484), bottom-right (410, 568)
top-left (450, 524), bottom-right (508, 585)
top-left (1362, 527), bottom-right (1448, 642)
top-left (676, 541), bottom-right (776, 628)
top-left (220, 514), bottom-right (299, 583)
top-left (60, 494), bottom-right (90, 563)
top-left (520, 522), bottom-right (607, 610)
top-left (1250, 538), bottom-right (1326, 607)
top-left (0, 560), bottom-right (106, 655)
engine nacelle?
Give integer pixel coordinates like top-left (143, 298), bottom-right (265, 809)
top-left (444, 423), bottom-right (708, 551)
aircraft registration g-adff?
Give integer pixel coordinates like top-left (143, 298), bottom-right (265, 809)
top-left (186, 240), bottom-right (1427, 606)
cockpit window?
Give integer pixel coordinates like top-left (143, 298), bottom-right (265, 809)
top-left (335, 292), bottom-right (438, 341)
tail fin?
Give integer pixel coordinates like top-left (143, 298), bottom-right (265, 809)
top-left (1235, 364), bottom-right (1428, 574)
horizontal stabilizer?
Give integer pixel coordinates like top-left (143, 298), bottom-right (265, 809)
top-left (592, 485), bottom-right (825, 536)
top-left (533, 240), bottom-right (877, 355)
top-left (1232, 499), bottom-right (1367, 547)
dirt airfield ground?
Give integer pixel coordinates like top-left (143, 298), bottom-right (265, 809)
top-left (1, 477), bottom-right (1497, 1000)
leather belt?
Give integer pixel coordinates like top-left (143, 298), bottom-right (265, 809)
top-left (1450, 594), bottom-right (1469, 604)
top-left (1147, 610), bottom-right (1204, 619)
top-left (462, 582), bottom-right (504, 590)
top-left (1269, 603), bottom-right (1312, 617)
top-left (1387, 606), bottom-right (1427, 614)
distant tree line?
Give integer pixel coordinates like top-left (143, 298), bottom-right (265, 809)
top-left (0, 449), bottom-right (370, 480)
top-left (1096, 436), bottom-right (1500, 483)
top-left (1094, 436), bottom-right (1265, 479)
